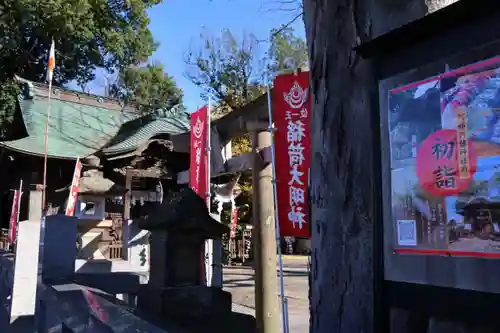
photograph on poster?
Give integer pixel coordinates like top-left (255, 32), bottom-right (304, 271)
top-left (388, 56), bottom-right (500, 256)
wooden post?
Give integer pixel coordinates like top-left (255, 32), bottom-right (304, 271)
top-left (252, 130), bottom-right (280, 333)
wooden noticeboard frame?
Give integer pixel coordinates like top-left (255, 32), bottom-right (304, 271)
top-left (356, 0), bottom-right (500, 328)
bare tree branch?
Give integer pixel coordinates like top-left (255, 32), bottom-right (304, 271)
top-left (259, 0), bottom-right (303, 14)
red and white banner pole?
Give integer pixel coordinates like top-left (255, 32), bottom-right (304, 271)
top-left (65, 158), bottom-right (82, 216)
top-left (206, 96), bottom-right (212, 207)
top-left (204, 96), bottom-right (214, 287)
top-left (190, 104), bottom-right (210, 286)
top-left (266, 76), bottom-right (289, 333)
top-left (8, 179), bottom-right (23, 245)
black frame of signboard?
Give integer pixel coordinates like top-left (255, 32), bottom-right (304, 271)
top-left (356, 0), bottom-right (500, 330)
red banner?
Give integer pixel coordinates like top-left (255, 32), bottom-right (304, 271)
top-left (230, 207), bottom-right (238, 238)
top-left (8, 189), bottom-right (21, 243)
top-left (65, 159), bottom-right (83, 216)
top-left (190, 106), bottom-right (209, 198)
top-left (273, 72), bottom-right (311, 238)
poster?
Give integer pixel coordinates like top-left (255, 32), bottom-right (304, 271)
top-left (189, 106), bottom-right (209, 199)
top-left (389, 57), bottom-right (500, 256)
top-left (273, 72), bottom-right (311, 238)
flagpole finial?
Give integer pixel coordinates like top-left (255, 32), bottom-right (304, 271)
top-left (46, 40), bottom-right (56, 83)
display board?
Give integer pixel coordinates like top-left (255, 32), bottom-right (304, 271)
top-left (387, 56), bottom-right (500, 257)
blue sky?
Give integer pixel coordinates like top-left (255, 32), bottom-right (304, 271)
top-left (79, 0), bottom-right (305, 112)
top-left (148, 0), bottom-right (305, 112)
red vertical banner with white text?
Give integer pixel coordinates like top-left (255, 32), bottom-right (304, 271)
top-left (230, 207), bottom-right (238, 239)
top-left (8, 190), bottom-right (21, 243)
top-left (65, 159), bottom-right (83, 216)
top-left (273, 72), bottom-right (311, 238)
top-left (190, 106), bottom-right (209, 198)
top-left (190, 106), bottom-right (209, 285)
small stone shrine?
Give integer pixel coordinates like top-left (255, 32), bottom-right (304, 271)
top-left (136, 187), bottom-right (232, 321)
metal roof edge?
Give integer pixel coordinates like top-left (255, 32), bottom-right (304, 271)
top-left (0, 142), bottom-right (89, 160)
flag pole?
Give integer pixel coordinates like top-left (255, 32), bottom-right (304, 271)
top-left (41, 81), bottom-right (52, 213)
top-left (205, 97), bottom-right (213, 286)
top-left (42, 39), bottom-right (55, 214)
top-left (15, 179), bottom-right (22, 244)
top-left (265, 71), bottom-right (289, 333)
top-left (206, 97), bottom-right (212, 207)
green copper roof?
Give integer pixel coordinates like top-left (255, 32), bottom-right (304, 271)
top-left (103, 110), bottom-right (190, 155)
top-left (1, 93), bottom-right (137, 159)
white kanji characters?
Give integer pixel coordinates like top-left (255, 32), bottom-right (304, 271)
top-left (195, 165), bottom-right (200, 184)
top-left (288, 164), bottom-right (304, 186)
top-left (287, 120), bottom-right (305, 143)
top-left (195, 146), bottom-right (202, 165)
top-left (300, 108), bottom-right (308, 119)
top-left (288, 206), bottom-right (306, 229)
top-left (288, 142), bottom-right (305, 166)
top-left (289, 186), bottom-right (305, 206)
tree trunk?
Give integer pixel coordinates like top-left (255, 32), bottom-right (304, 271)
top-left (301, 0), bottom-right (494, 333)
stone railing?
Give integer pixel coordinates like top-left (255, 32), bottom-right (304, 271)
top-left (0, 249), bottom-right (171, 333)
top-left (39, 283), bottom-right (172, 333)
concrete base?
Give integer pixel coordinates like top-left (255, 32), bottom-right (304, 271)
top-left (11, 220), bottom-right (41, 323)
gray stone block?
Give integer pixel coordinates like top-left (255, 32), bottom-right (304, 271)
top-left (42, 215), bottom-right (77, 282)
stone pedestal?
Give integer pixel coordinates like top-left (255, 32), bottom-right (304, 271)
top-left (138, 229), bottom-right (232, 319)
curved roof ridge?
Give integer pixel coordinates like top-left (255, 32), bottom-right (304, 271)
top-left (102, 112), bottom-right (190, 155)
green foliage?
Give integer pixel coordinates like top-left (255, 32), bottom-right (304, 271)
top-left (109, 63), bottom-right (184, 114)
top-left (0, 0), bottom-right (163, 128)
top-left (268, 26), bottom-right (309, 76)
top-left (0, 0), bottom-right (161, 85)
top-left (185, 27), bottom-right (308, 114)
top-left (185, 27), bottom-right (308, 224)
top-left (0, 79), bottom-right (20, 138)
top-left (185, 30), bottom-right (265, 113)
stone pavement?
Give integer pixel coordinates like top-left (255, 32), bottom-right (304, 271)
top-left (223, 255), bottom-right (310, 333)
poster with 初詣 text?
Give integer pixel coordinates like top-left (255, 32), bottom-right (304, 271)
top-left (388, 56), bottom-right (500, 257)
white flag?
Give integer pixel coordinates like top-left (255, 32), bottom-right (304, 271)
top-left (46, 39), bottom-right (55, 83)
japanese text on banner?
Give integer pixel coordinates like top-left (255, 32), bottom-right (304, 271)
top-left (189, 106), bottom-right (209, 198)
top-left (273, 73), bottom-right (311, 238)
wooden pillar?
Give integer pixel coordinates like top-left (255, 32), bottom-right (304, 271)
top-left (252, 130), bottom-right (280, 333)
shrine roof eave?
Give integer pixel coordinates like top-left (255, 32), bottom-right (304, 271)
top-left (102, 111), bottom-right (190, 156)
top-left (0, 76), bottom-right (139, 159)
top-left (170, 93), bottom-right (269, 153)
